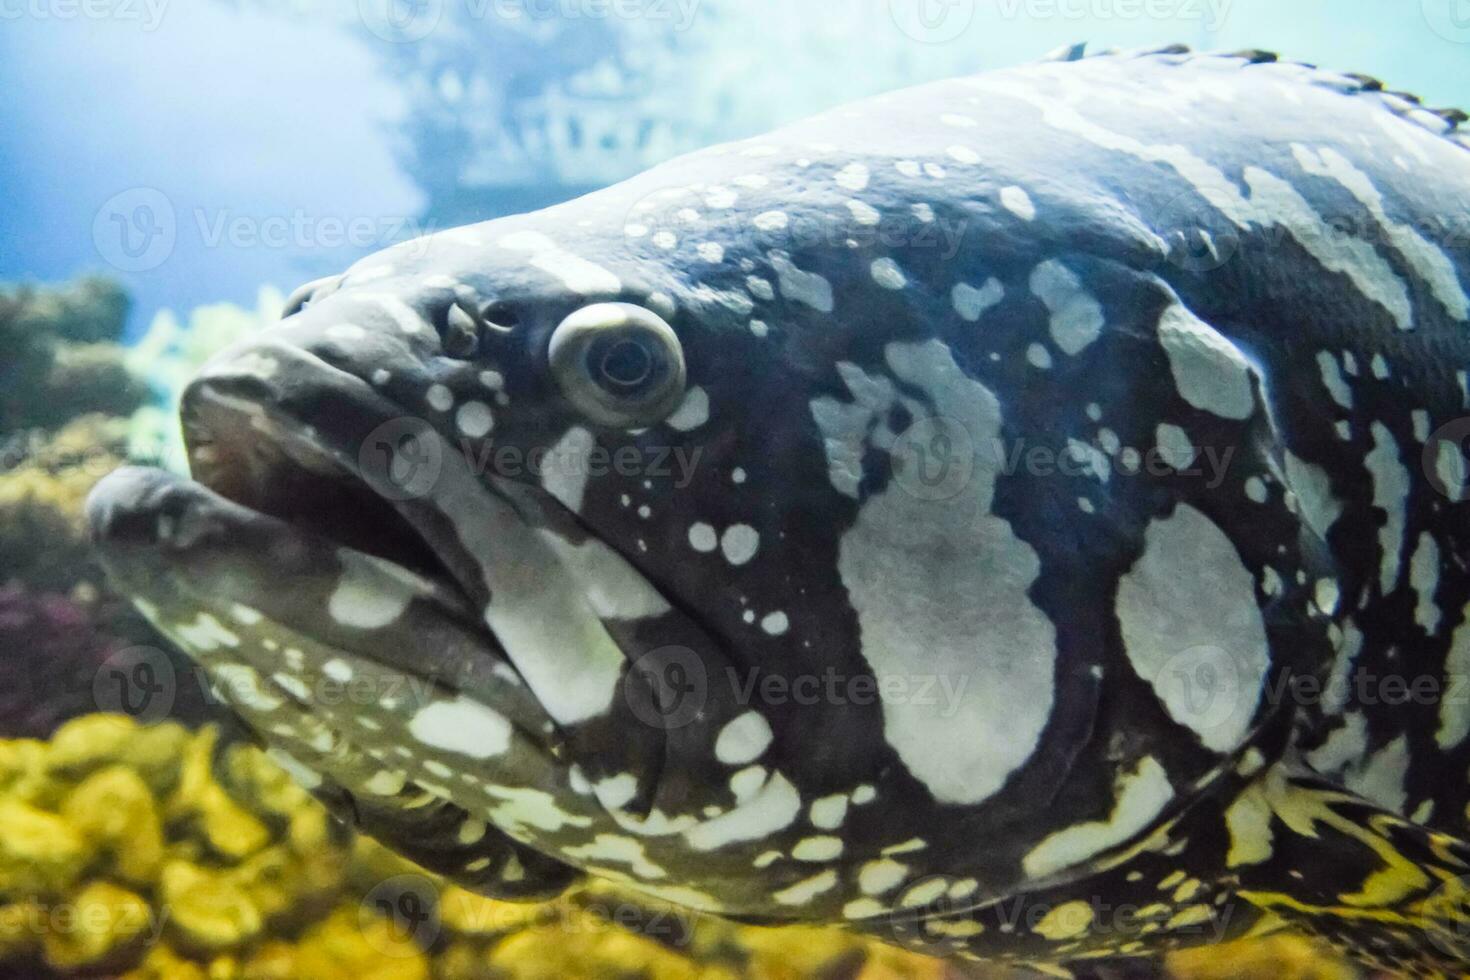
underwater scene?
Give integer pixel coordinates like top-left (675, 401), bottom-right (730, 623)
top-left (5, 2), bottom-right (1470, 978)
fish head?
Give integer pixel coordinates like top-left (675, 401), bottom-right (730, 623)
top-left (88, 143), bottom-right (1143, 925)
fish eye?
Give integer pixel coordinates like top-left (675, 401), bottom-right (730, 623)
top-left (549, 303), bottom-right (686, 428)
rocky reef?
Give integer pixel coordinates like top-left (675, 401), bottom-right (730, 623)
top-left (0, 277), bottom-right (147, 595)
top-left (0, 278), bottom-right (237, 742)
top-left (0, 277), bottom-right (146, 436)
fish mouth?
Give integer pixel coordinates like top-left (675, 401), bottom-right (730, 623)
top-left (92, 336), bottom-right (685, 840)
top-left (87, 338), bottom-right (590, 792)
top-left (179, 365), bottom-right (464, 600)
top-left (86, 338), bottom-right (508, 680)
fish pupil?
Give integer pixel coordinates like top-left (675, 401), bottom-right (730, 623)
top-left (595, 336), bottom-right (656, 391)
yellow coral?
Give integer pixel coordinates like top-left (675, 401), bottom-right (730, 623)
top-left (0, 800), bottom-right (92, 898)
top-left (123, 942), bottom-right (210, 980)
top-left (166, 726), bottom-right (273, 861)
top-left (41, 880), bottom-right (154, 971)
top-left (740, 923), bottom-right (870, 979)
top-left (61, 765), bottom-right (166, 884)
top-left (289, 906), bottom-right (431, 980)
top-left (0, 414), bottom-right (130, 591)
top-left (0, 738), bottom-right (62, 806)
top-left (440, 882), bottom-right (551, 937)
top-left (160, 860), bottom-right (265, 955)
top-left (0, 900), bottom-right (45, 962)
top-left (488, 912), bottom-right (738, 980)
top-left (0, 720), bottom-right (1367, 979)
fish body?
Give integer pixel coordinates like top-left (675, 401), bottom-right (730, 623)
top-left (90, 46), bottom-right (1470, 976)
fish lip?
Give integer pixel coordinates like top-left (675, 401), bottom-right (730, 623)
top-left (173, 349), bottom-right (474, 602)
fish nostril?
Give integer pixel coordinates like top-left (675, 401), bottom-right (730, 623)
top-left (437, 298), bottom-right (519, 360)
top-left (280, 275), bottom-right (342, 319)
top-left (444, 301), bottom-right (481, 359)
top-left (480, 302), bottom-right (520, 333)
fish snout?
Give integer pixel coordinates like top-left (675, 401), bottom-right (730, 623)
top-left (88, 466), bottom-right (228, 559)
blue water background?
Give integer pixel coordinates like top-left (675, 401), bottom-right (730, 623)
top-left (1, 0), bottom-right (1467, 338)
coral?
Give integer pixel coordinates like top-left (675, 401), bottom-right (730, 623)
top-left (0, 800), bottom-right (90, 898)
top-left (0, 587), bottom-right (125, 740)
top-left (0, 278), bottom-right (146, 435)
top-left (0, 587), bottom-right (216, 740)
top-left (367, 0), bottom-right (996, 224)
top-left (0, 414), bottom-right (128, 592)
top-left (0, 714), bottom-right (1362, 980)
top-left (39, 880), bottom-right (153, 973)
top-left (5, 276), bottom-right (131, 346)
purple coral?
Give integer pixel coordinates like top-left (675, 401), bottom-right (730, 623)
top-left (0, 585), bottom-right (125, 740)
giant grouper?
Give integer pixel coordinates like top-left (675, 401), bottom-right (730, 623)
top-left (88, 44), bottom-right (1470, 978)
